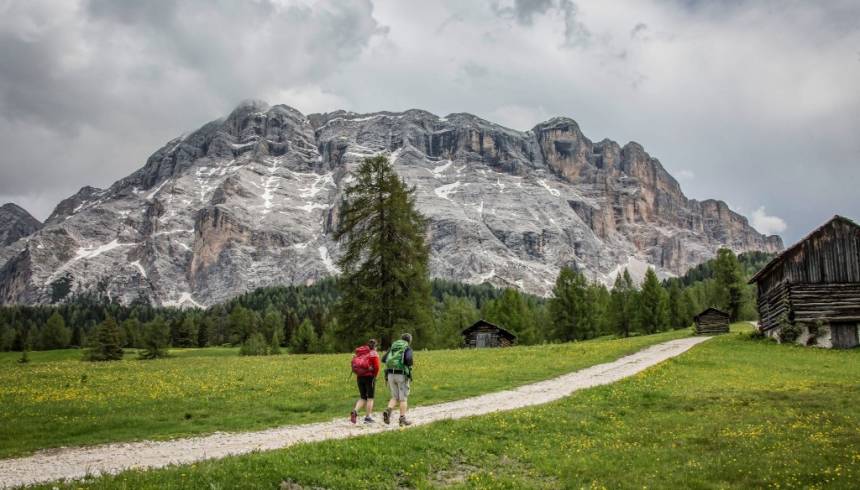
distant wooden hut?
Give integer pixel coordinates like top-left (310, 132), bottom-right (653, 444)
top-left (694, 307), bottom-right (730, 335)
top-left (749, 215), bottom-right (860, 349)
top-left (462, 320), bottom-right (517, 348)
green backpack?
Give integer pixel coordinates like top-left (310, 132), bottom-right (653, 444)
top-left (385, 340), bottom-right (411, 376)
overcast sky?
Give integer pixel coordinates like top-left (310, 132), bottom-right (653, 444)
top-left (1, 0), bottom-right (857, 243)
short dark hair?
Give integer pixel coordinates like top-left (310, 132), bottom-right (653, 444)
top-left (401, 333), bottom-right (412, 343)
top-left (368, 339), bottom-right (377, 349)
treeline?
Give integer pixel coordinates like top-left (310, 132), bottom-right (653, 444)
top-left (0, 278), bottom-right (512, 353)
top-left (0, 250), bottom-right (771, 355)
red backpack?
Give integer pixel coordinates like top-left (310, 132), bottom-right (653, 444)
top-left (351, 345), bottom-right (376, 377)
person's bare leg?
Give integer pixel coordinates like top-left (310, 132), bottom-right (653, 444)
top-left (387, 398), bottom-right (397, 410)
top-left (366, 399), bottom-right (374, 417)
top-left (399, 400), bottom-right (408, 417)
top-left (353, 399), bottom-right (366, 412)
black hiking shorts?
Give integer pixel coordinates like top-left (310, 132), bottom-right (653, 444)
top-left (357, 376), bottom-right (376, 400)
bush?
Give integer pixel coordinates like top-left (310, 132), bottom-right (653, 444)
top-left (290, 319), bottom-right (318, 354)
top-left (270, 328), bottom-right (282, 355)
top-left (139, 317), bottom-right (171, 360)
top-left (84, 317), bottom-right (124, 361)
top-left (778, 323), bottom-right (802, 344)
top-left (239, 332), bottom-right (269, 356)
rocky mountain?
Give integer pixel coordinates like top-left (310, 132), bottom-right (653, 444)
top-left (0, 100), bottom-right (782, 306)
top-left (0, 203), bottom-right (42, 247)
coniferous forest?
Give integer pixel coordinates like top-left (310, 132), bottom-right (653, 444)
top-left (0, 251), bottom-right (771, 355)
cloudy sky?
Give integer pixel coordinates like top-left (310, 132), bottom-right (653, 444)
top-left (1, 0), bottom-right (857, 243)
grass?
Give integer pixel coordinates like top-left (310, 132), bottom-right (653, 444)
top-left (0, 329), bottom-right (688, 458)
top-left (49, 324), bottom-right (860, 489)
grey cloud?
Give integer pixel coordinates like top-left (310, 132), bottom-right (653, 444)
top-left (512, 0), bottom-right (554, 25)
top-left (0, 0), bottom-right (383, 219)
top-left (559, 0), bottom-right (591, 47)
top-left (0, 0), bottom-right (858, 244)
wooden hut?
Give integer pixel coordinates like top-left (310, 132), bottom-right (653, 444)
top-left (694, 307), bottom-right (730, 334)
top-left (749, 215), bottom-right (860, 348)
top-left (462, 320), bottom-right (517, 348)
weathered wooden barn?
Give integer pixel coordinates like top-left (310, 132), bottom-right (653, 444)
top-left (694, 307), bottom-right (730, 335)
top-left (749, 215), bottom-right (860, 348)
top-left (462, 320), bottom-right (517, 348)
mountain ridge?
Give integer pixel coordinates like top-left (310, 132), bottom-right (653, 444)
top-left (0, 101), bottom-right (782, 306)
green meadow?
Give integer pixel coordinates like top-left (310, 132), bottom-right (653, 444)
top-left (44, 324), bottom-right (860, 489)
top-left (0, 329), bottom-right (687, 458)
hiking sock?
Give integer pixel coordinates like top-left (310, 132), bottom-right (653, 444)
top-left (350, 410), bottom-right (357, 424)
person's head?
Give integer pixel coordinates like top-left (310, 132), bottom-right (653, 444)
top-left (368, 339), bottom-right (377, 350)
top-left (401, 333), bottom-right (412, 344)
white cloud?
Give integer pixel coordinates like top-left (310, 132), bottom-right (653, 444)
top-left (486, 104), bottom-right (550, 131)
top-left (675, 169), bottom-right (695, 181)
top-left (751, 206), bottom-right (787, 235)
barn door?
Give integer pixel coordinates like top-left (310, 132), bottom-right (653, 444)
top-left (476, 332), bottom-right (492, 348)
top-left (831, 323), bottom-right (859, 349)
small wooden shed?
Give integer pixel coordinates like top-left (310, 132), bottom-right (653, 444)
top-left (462, 320), bottom-right (517, 348)
top-left (749, 215), bottom-right (860, 348)
top-left (694, 307), bottom-right (730, 335)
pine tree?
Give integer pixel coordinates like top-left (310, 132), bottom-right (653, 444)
top-left (637, 269), bottom-right (669, 334)
top-left (261, 306), bottom-right (284, 347)
top-left (120, 317), bottom-right (140, 348)
top-left (435, 295), bottom-right (480, 348)
top-left (588, 282), bottom-right (612, 336)
top-left (610, 269), bottom-right (635, 337)
top-left (85, 316), bottom-right (124, 361)
top-left (335, 155), bottom-right (432, 348)
top-left (714, 248), bottom-right (746, 321)
top-left (228, 305), bottom-right (257, 344)
top-left (317, 318), bottom-right (338, 353)
top-left (483, 288), bottom-right (539, 344)
top-left (667, 281), bottom-right (686, 329)
top-left (139, 316), bottom-right (170, 359)
top-left (175, 316), bottom-right (198, 348)
top-left (290, 318), bottom-right (318, 354)
top-left (549, 267), bottom-right (593, 341)
top-left (269, 327), bottom-right (282, 355)
top-left (41, 311), bottom-right (71, 350)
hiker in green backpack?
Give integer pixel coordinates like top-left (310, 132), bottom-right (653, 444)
top-left (382, 333), bottom-right (414, 427)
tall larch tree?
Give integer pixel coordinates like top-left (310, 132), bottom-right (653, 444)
top-left (335, 155), bottom-right (432, 348)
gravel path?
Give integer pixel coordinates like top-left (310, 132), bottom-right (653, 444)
top-left (0, 336), bottom-right (709, 488)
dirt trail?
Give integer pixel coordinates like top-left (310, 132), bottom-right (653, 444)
top-left (0, 336), bottom-right (709, 488)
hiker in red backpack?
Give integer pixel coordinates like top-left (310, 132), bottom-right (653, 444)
top-left (350, 338), bottom-right (381, 424)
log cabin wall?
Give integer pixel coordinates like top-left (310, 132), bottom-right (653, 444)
top-left (753, 217), bottom-right (860, 339)
top-left (695, 310), bottom-right (730, 334)
top-left (463, 324), bottom-right (515, 348)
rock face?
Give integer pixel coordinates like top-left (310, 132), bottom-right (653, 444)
top-left (0, 101), bottom-right (783, 306)
top-left (0, 203), bottom-right (42, 246)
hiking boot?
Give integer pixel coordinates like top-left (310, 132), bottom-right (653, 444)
top-left (383, 408), bottom-right (391, 425)
top-left (363, 416), bottom-right (375, 424)
top-left (350, 410), bottom-right (357, 424)
top-left (399, 416), bottom-right (412, 427)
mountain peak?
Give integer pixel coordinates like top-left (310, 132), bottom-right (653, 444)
top-left (0, 202), bottom-right (42, 246)
top-left (0, 102), bottom-right (782, 306)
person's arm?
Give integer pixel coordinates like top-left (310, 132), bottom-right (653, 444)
top-left (372, 354), bottom-right (381, 378)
